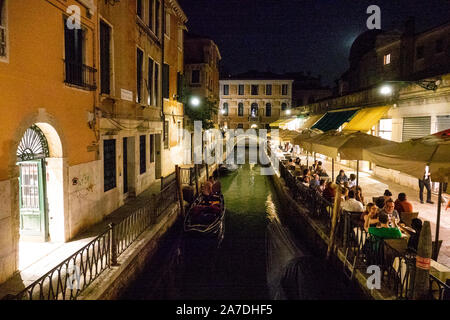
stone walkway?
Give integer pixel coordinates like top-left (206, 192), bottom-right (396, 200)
top-left (298, 153), bottom-right (450, 267)
top-left (0, 180), bottom-right (162, 299)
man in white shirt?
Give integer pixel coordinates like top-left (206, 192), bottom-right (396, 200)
top-left (342, 190), bottom-right (364, 212)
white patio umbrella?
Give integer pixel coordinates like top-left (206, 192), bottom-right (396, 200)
top-left (363, 131), bottom-right (450, 260)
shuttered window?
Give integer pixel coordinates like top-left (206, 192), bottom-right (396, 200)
top-left (140, 135), bottom-right (146, 174)
top-left (137, 0), bottom-right (143, 19)
top-left (436, 115), bottom-right (450, 132)
top-left (177, 72), bottom-right (183, 102)
top-left (155, 0), bottom-right (160, 37)
top-left (147, 57), bottom-right (154, 105)
top-left (266, 103), bottom-right (272, 117)
top-left (137, 48), bottom-right (143, 103)
top-left (154, 63), bottom-right (159, 106)
top-left (64, 18), bottom-right (84, 86)
top-left (104, 139), bottom-right (116, 192)
top-left (100, 21), bottom-right (111, 95)
top-left (402, 116), bottom-right (431, 141)
top-left (162, 63), bottom-right (169, 99)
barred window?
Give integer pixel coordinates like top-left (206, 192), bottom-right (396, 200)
top-left (104, 139), bottom-right (116, 192)
top-left (164, 121), bottom-right (169, 149)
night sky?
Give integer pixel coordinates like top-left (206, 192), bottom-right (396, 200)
top-left (178, 0), bottom-right (450, 86)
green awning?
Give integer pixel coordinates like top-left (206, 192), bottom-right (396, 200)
top-left (311, 109), bottom-right (359, 132)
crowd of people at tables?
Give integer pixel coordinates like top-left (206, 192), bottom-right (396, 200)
top-left (284, 158), bottom-right (423, 253)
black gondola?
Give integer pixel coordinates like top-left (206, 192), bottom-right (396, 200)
top-left (184, 193), bottom-right (226, 247)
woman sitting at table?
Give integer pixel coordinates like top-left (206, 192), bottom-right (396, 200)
top-left (294, 157), bottom-right (301, 165)
top-left (368, 213), bottom-right (402, 239)
top-left (363, 203), bottom-right (379, 231)
top-left (323, 182), bottom-right (336, 202)
top-left (355, 186), bottom-right (365, 206)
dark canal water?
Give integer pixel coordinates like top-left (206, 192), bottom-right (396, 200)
top-left (121, 151), bottom-right (363, 300)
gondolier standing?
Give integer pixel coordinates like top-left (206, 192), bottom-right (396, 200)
top-left (418, 166), bottom-right (434, 204)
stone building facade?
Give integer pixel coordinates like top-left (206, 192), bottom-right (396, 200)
top-left (184, 33), bottom-right (221, 103)
top-left (219, 72), bottom-right (294, 130)
top-left (296, 18), bottom-right (450, 191)
top-left (0, 0), bottom-right (187, 285)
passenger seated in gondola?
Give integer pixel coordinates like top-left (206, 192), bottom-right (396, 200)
top-left (201, 181), bottom-right (213, 201)
top-left (209, 176), bottom-right (222, 195)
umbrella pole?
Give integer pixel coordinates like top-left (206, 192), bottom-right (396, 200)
top-left (306, 151), bottom-right (309, 168)
top-left (356, 160), bottom-right (359, 188)
top-left (433, 182), bottom-right (443, 260)
top-left (332, 158), bottom-right (335, 182)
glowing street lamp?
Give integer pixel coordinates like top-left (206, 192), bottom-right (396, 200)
top-left (380, 85), bottom-right (393, 96)
top-left (190, 96), bottom-right (201, 107)
top-left (286, 109), bottom-right (292, 115)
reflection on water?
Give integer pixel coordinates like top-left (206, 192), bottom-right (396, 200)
top-left (121, 150), bottom-right (362, 300)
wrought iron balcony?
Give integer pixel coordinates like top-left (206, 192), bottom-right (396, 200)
top-left (64, 60), bottom-right (97, 91)
top-left (0, 26), bottom-right (6, 57)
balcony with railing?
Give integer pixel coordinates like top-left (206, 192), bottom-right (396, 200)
top-left (0, 26), bottom-right (6, 57)
top-left (64, 60), bottom-right (97, 91)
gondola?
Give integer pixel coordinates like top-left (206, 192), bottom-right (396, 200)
top-left (218, 163), bottom-right (239, 174)
top-left (184, 193), bottom-right (226, 247)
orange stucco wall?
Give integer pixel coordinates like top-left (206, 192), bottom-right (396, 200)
top-left (0, 0), bottom-right (97, 180)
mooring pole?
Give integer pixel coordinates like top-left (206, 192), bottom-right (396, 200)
top-left (327, 185), bottom-right (342, 260)
top-left (175, 165), bottom-right (184, 216)
top-left (194, 164), bottom-right (199, 197)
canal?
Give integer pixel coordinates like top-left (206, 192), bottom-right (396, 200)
top-left (121, 151), bottom-right (363, 300)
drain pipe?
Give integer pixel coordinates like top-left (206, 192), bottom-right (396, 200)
top-left (161, 0), bottom-right (166, 143)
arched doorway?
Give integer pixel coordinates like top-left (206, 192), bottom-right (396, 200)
top-left (16, 123), bottom-right (64, 245)
top-left (16, 125), bottom-right (50, 242)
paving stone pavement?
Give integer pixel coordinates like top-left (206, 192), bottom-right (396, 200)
top-left (0, 180), bottom-right (162, 298)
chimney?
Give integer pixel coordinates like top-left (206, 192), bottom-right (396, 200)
top-left (404, 16), bottom-right (415, 36)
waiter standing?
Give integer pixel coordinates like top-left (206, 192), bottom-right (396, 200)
top-left (418, 165), bottom-right (434, 204)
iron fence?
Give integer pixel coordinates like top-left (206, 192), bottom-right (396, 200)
top-left (115, 204), bottom-right (152, 258)
top-left (13, 229), bottom-right (111, 300)
top-left (161, 171), bottom-right (176, 190)
top-left (153, 180), bottom-right (179, 221)
top-left (8, 176), bottom-right (181, 300)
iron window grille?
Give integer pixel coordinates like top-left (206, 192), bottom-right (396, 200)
top-left (104, 140), bottom-right (116, 192)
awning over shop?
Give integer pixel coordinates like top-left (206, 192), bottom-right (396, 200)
top-left (270, 119), bottom-right (289, 127)
top-left (269, 117), bottom-right (299, 128)
top-left (311, 108), bottom-right (359, 132)
top-left (344, 106), bottom-right (391, 132)
top-left (298, 114), bottom-right (324, 130)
